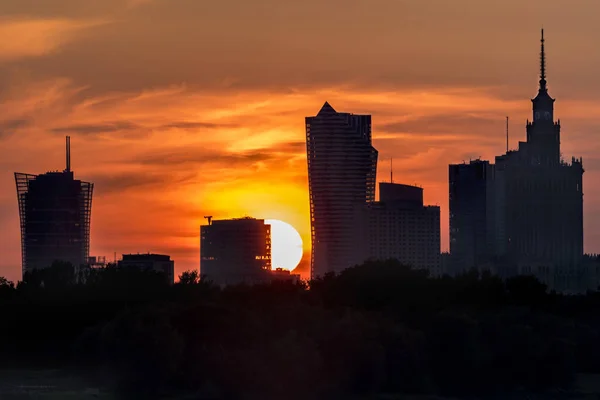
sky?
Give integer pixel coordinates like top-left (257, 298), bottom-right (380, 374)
top-left (1, 0), bottom-right (600, 283)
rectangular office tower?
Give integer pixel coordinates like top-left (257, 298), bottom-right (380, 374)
top-left (306, 102), bottom-right (378, 278)
top-left (200, 217), bottom-right (271, 285)
top-left (366, 183), bottom-right (441, 276)
top-left (448, 159), bottom-right (495, 273)
top-left (14, 137), bottom-right (94, 277)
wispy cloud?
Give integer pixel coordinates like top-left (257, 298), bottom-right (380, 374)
top-left (0, 17), bottom-right (108, 62)
top-left (51, 121), bottom-right (140, 134)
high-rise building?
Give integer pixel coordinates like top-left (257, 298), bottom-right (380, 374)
top-left (493, 30), bottom-right (584, 278)
top-left (448, 159), bottom-right (495, 272)
top-left (15, 137), bottom-right (94, 277)
top-left (306, 102), bottom-right (378, 278)
top-left (366, 183), bottom-right (441, 276)
top-left (118, 253), bottom-right (175, 285)
top-left (200, 217), bottom-right (272, 285)
top-left (447, 31), bottom-right (585, 292)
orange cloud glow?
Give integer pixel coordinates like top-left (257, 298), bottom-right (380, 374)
top-left (0, 17), bottom-right (107, 62)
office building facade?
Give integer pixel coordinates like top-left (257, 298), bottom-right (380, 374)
top-left (118, 253), bottom-right (175, 284)
top-left (15, 137), bottom-right (93, 277)
top-left (448, 159), bottom-right (495, 272)
top-left (366, 183), bottom-right (441, 276)
top-left (200, 217), bottom-right (272, 285)
top-left (306, 102), bottom-right (378, 278)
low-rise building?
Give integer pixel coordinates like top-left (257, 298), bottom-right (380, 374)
top-left (118, 253), bottom-right (175, 284)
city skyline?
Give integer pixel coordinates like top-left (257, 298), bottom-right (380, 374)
top-left (2, 1), bottom-right (600, 282)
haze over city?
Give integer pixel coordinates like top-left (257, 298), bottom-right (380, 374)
top-left (2, 0), bottom-right (600, 283)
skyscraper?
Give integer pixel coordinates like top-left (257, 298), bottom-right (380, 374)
top-left (449, 159), bottom-right (495, 272)
top-left (447, 30), bottom-right (584, 291)
top-left (200, 217), bottom-right (272, 285)
top-left (493, 30), bottom-right (584, 282)
top-left (306, 102), bottom-right (378, 277)
top-left (15, 137), bottom-right (94, 277)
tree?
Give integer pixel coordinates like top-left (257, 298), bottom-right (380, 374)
top-left (0, 276), bottom-right (13, 287)
top-left (0, 276), bottom-right (15, 299)
top-left (178, 270), bottom-right (200, 285)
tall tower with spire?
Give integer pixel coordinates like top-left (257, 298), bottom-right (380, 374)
top-left (448, 31), bottom-right (585, 292)
top-left (525, 29), bottom-right (561, 166)
top-left (488, 30), bottom-right (585, 292)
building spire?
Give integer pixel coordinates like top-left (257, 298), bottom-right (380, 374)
top-left (539, 28), bottom-right (547, 91)
top-left (65, 136), bottom-right (71, 172)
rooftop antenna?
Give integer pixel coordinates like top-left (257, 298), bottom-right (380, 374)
top-left (204, 216), bottom-right (213, 225)
top-left (65, 136), bottom-right (71, 172)
top-left (390, 158), bottom-right (393, 183)
top-left (506, 116), bottom-right (509, 153)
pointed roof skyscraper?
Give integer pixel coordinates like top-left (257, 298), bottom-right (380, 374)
top-left (317, 101), bottom-right (337, 116)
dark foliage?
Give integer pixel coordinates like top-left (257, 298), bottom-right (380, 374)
top-left (1, 259), bottom-right (600, 399)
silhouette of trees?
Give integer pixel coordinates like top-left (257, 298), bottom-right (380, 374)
top-left (0, 276), bottom-right (14, 300)
top-left (2, 259), bottom-right (600, 398)
top-left (178, 269), bottom-right (199, 285)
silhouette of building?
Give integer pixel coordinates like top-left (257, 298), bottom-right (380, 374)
top-left (118, 253), bottom-right (175, 284)
top-left (449, 159), bottom-right (495, 273)
top-left (14, 137), bottom-right (94, 278)
top-left (306, 102), bottom-right (378, 278)
top-left (494, 30), bottom-right (584, 291)
top-left (270, 268), bottom-right (301, 284)
top-left (87, 256), bottom-right (107, 268)
top-left (364, 183), bottom-right (441, 276)
top-left (200, 217), bottom-right (272, 285)
top-left (447, 31), bottom-right (585, 292)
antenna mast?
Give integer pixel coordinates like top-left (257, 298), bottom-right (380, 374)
top-left (390, 158), bottom-right (393, 183)
top-left (65, 136), bottom-right (71, 172)
top-left (540, 28), bottom-right (546, 90)
top-left (506, 116), bottom-right (509, 153)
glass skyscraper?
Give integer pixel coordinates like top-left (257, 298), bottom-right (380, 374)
top-left (15, 137), bottom-right (93, 277)
top-left (306, 102), bottom-right (378, 278)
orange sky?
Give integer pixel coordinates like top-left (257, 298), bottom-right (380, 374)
top-left (1, 0), bottom-right (600, 283)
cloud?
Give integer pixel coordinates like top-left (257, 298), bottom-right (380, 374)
top-left (51, 121), bottom-right (140, 134)
top-left (379, 113), bottom-right (506, 136)
top-left (0, 17), bottom-right (108, 62)
top-left (274, 141), bottom-right (305, 153)
top-left (158, 121), bottom-right (239, 130)
top-left (87, 171), bottom-right (198, 195)
top-left (0, 118), bottom-right (31, 137)
top-left (134, 149), bottom-right (275, 167)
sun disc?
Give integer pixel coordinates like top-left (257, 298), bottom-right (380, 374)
top-left (265, 219), bottom-right (303, 271)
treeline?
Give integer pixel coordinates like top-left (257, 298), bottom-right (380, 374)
top-left (2, 260), bottom-right (600, 399)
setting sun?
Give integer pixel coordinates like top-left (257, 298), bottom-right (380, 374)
top-left (265, 219), bottom-right (303, 271)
